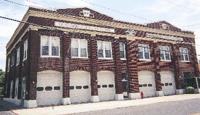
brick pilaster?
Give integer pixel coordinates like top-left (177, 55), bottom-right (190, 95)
top-left (153, 42), bottom-right (162, 91)
top-left (90, 36), bottom-right (98, 96)
top-left (172, 44), bottom-right (182, 89)
top-left (28, 30), bottom-right (39, 100)
top-left (127, 40), bottom-right (139, 93)
top-left (113, 40), bottom-right (123, 94)
top-left (63, 33), bottom-right (70, 98)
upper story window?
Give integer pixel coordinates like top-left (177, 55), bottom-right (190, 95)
top-left (119, 42), bottom-right (126, 59)
top-left (71, 38), bottom-right (88, 58)
top-left (16, 47), bottom-right (20, 66)
top-left (180, 47), bottom-right (189, 62)
top-left (11, 53), bottom-right (15, 67)
top-left (41, 36), bottom-right (60, 58)
top-left (23, 39), bottom-right (28, 61)
top-left (7, 57), bottom-right (10, 72)
top-left (159, 46), bottom-right (171, 61)
top-left (97, 41), bottom-right (112, 59)
top-left (138, 44), bottom-right (150, 60)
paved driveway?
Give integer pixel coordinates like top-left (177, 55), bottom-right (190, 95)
top-left (72, 99), bottom-right (200, 115)
top-left (0, 100), bottom-right (22, 115)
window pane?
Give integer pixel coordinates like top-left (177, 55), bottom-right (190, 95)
top-left (42, 46), bottom-right (49, 55)
top-left (83, 85), bottom-right (89, 89)
top-left (37, 87), bottom-right (44, 91)
top-left (120, 51), bottom-right (125, 58)
top-left (138, 46), bottom-right (143, 52)
top-left (80, 39), bottom-right (88, 57)
top-left (45, 86), bottom-right (52, 91)
top-left (52, 46), bottom-right (59, 56)
top-left (71, 39), bottom-right (78, 48)
top-left (76, 86), bottom-right (82, 89)
top-left (180, 54), bottom-right (184, 60)
top-left (119, 43), bottom-right (124, 51)
top-left (160, 51), bottom-right (165, 60)
top-left (165, 52), bottom-right (171, 60)
top-left (51, 37), bottom-right (60, 56)
top-left (69, 86), bottom-right (74, 90)
top-left (144, 47), bottom-right (149, 52)
top-left (120, 43), bottom-right (125, 58)
top-left (98, 49), bottom-right (103, 58)
top-left (54, 86), bottom-right (60, 90)
top-left (102, 85), bottom-right (107, 88)
top-left (108, 84), bottom-right (114, 88)
top-left (145, 52), bottom-right (150, 59)
top-left (41, 36), bottom-right (49, 56)
top-left (138, 51), bottom-right (143, 59)
top-left (23, 40), bottom-right (28, 59)
top-left (16, 48), bottom-right (20, 65)
top-left (71, 48), bottom-right (78, 57)
top-left (105, 50), bottom-right (111, 58)
top-left (97, 41), bottom-right (104, 58)
top-left (185, 54), bottom-right (189, 61)
top-left (80, 48), bottom-right (87, 57)
top-left (104, 42), bottom-right (112, 58)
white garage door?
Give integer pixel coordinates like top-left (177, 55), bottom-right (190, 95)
top-left (160, 71), bottom-right (176, 95)
top-left (138, 71), bottom-right (156, 97)
top-left (36, 70), bottom-right (63, 106)
top-left (70, 71), bottom-right (91, 104)
top-left (97, 71), bottom-right (115, 101)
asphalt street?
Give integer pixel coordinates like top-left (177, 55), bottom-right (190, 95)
top-left (69, 98), bottom-right (200, 115)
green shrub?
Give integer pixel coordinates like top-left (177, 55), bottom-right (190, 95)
top-left (185, 86), bottom-right (195, 94)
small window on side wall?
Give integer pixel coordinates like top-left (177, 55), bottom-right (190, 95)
top-left (119, 42), bottom-right (126, 59)
top-left (23, 39), bottom-right (28, 61)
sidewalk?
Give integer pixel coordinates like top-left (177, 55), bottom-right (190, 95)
top-left (13, 94), bottom-right (200, 115)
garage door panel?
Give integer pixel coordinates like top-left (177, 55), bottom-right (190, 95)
top-left (160, 71), bottom-right (176, 95)
top-left (138, 71), bottom-right (156, 97)
top-left (97, 71), bottom-right (115, 101)
top-left (36, 71), bottom-right (63, 106)
top-left (70, 71), bottom-right (91, 104)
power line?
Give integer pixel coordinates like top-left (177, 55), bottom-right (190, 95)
top-left (80, 0), bottom-right (153, 22)
top-left (0, 0), bottom-right (197, 45)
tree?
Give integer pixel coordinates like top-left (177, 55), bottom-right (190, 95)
top-left (0, 69), bottom-right (5, 97)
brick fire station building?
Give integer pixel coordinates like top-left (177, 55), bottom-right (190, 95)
top-left (3, 7), bottom-right (199, 108)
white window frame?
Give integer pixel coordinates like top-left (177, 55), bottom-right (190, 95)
top-left (97, 41), bottom-right (113, 59)
top-left (40, 35), bottom-right (60, 58)
top-left (16, 47), bottom-right (20, 66)
top-left (71, 38), bottom-right (88, 58)
top-left (138, 44), bottom-right (151, 61)
top-left (119, 42), bottom-right (126, 60)
top-left (7, 57), bottom-right (10, 72)
top-left (10, 80), bottom-right (13, 98)
top-left (11, 54), bottom-right (15, 67)
top-left (14, 78), bottom-right (19, 99)
top-left (159, 46), bottom-right (171, 62)
top-left (23, 39), bottom-right (28, 61)
top-left (180, 47), bottom-right (190, 62)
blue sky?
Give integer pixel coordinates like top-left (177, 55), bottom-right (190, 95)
top-left (0, 0), bottom-right (200, 70)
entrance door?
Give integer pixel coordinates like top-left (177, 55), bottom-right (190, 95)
top-left (122, 73), bottom-right (129, 98)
